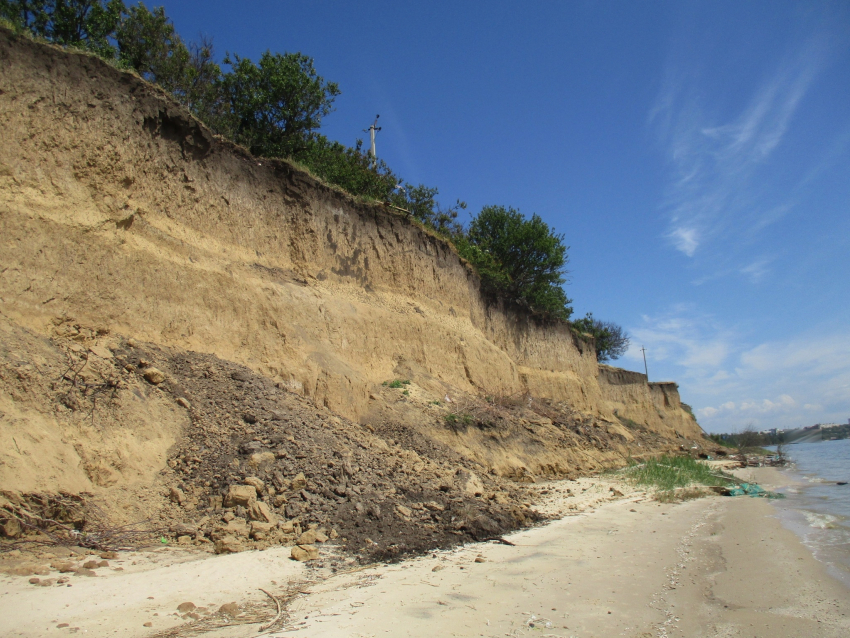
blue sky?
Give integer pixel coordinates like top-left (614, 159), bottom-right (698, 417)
top-left (157, 1), bottom-right (850, 433)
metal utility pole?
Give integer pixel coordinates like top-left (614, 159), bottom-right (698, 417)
top-left (364, 115), bottom-right (381, 166)
top-left (640, 346), bottom-right (649, 380)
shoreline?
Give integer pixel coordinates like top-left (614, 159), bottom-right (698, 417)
top-left (1, 470), bottom-right (849, 637)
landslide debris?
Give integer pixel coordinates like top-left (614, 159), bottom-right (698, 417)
top-left (0, 318), bottom-right (537, 562)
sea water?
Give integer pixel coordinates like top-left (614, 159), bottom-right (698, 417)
top-left (770, 439), bottom-right (850, 588)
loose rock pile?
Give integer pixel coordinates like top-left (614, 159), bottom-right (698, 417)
top-left (116, 341), bottom-right (538, 562)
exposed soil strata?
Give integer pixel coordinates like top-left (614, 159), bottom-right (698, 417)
top-left (0, 28), bottom-right (711, 559)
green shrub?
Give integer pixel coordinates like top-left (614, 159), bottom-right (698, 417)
top-left (456, 205), bottom-right (573, 320)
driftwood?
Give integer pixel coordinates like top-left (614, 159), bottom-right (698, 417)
top-left (1, 492), bottom-right (162, 552)
top-left (258, 588), bottom-right (284, 632)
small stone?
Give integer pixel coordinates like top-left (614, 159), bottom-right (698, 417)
top-left (176, 397), bottom-right (191, 409)
top-left (57, 623), bottom-right (69, 628)
top-left (432, 565), bottom-right (444, 572)
top-left (214, 536), bottom-right (242, 554)
top-left (243, 413), bottom-right (257, 424)
top-left (224, 484), bottom-right (257, 508)
top-left (143, 368), bottom-right (166, 384)
top-left (82, 560), bottom-right (99, 569)
top-left (474, 556), bottom-right (486, 563)
top-left (169, 487), bottom-right (185, 505)
top-left (170, 523), bottom-right (196, 536)
top-left (218, 602), bottom-right (240, 616)
top-left (249, 452), bottom-right (275, 468)
top-left (296, 529), bottom-right (328, 545)
top-left (100, 551), bottom-right (118, 559)
top-left (290, 472), bottom-right (307, 490)
top-left (395, 504), bottom-right (412, 518)
top-left (143, 621), bottom-right (152, 627)
top-left (0, 518), bottom-right (22, 538)
top-left (244, 476), bottom-right (265, 492)
top-left (88, 345), bottom-right (113, 359)
top-left (51, 561), bottom-right (77, 573)
top-left (249, 500), bottom-right (277, 524)
top-left (291, 545), bottom-right (319, 561)
top-left (28, 577), bottom-right (40, 584)
top-left (455, 469), bottom-right (485, 497)
top-left (224, 518), bottom-right (250, 537)
top-left (74, 568), bottom-right (96, 577)
top-left (250, 521), bottom-right (274, 540)
top-left (177, 602), bottom-right (196, 613)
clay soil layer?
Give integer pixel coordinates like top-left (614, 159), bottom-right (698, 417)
top-left (1, 468), bottom-right (848, 638)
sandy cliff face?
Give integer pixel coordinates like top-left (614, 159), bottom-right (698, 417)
top-left (0, 29), bottom-right (704, 502)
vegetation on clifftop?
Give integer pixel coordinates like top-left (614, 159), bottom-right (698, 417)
top-left (1, 0), bottom-right (634, 351)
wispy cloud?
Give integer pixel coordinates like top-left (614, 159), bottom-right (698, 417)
top-left (651, 39), bottom-right (827, 264)
top-left (625, 305), bottom-right (735, 375)
top-left (739, 257), bottom-right (772, 283)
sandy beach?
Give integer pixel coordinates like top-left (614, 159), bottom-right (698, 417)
top-left (2, 469), bottom-right (848, 638)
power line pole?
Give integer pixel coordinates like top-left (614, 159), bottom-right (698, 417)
top-left (364, 114), bottom-right (381, 166)
top-left (640, 346), bottom-right (649, 380)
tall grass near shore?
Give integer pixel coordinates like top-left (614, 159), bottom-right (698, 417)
top-left (619, 455), bottom-right (735, 500)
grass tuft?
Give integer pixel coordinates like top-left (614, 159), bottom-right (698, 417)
top-left (619, 455), bottom-right (735, 495)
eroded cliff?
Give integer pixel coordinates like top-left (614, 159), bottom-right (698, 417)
top-left (0, 29), bottom-right (706, 554)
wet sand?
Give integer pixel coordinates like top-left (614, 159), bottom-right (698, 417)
top-left (2, 471), bottom-right (848, 637)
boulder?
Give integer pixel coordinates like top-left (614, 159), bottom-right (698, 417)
top-left (224, 485), bottom-right (257, 508)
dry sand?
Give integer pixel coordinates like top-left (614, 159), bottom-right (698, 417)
top-left (1, 471), bottom-right (848, 637)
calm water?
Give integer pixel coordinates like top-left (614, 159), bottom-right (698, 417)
top-left (770, 439), bottom-right (850, 588)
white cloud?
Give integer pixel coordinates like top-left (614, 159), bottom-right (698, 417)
top-left (667, 227), bottom-right (699, 256)
top-left (626, 306), bottom-right (850, 432)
